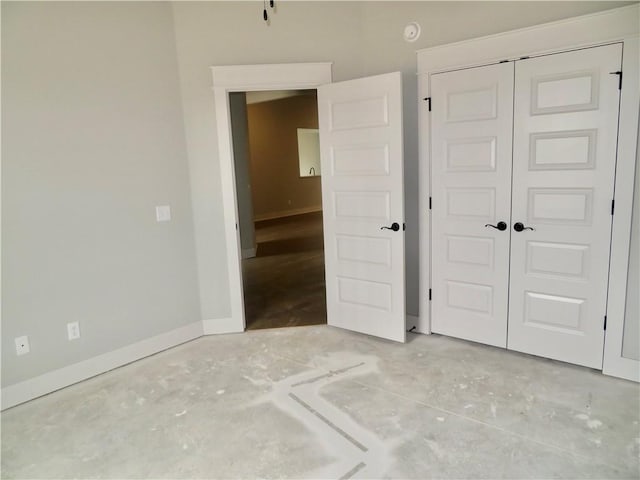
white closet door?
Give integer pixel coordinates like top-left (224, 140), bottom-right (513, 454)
top-left (508, 44), bottom-right (623, 368)
top-left (318, 72), bottom-right (406, 343)
top-left (431, 63), bottom-right (514, 347)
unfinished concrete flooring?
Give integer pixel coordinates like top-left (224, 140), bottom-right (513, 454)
top-left (2, 325), bottom-right (639, 479)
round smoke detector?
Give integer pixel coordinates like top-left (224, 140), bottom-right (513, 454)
top-left (403, 22), bottom-right (421, 43)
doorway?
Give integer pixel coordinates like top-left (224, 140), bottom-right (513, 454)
top-left (229, 90), bottom-right (327, 330)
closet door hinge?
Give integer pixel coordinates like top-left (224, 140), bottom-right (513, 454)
top-left (611, 199), bottom-right (615, 216)
top-left (610, 71), bottom-right (622, 90)
top-left (429, 288), bottom-right (432, 301)
top-left (604, 315), bottom-right (607, 331)
top-left (424, 97), bottom-right (432, 111)
top-left (429, 196), bottom-right (432, 210)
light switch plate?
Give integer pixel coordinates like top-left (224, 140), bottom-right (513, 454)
top-left (67, 321), bottom-right (80, 340)
top-left (156, 205), bottom-right (171, 222)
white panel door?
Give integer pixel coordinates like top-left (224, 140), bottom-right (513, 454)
top-left (430, 63), bottom-right (515, 347)
top-left (318, 72), bottom-right (406, 343)
top-left (508, 44), bottom-right (623, 368)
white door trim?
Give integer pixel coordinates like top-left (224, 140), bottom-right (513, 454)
top-left (417, 5), bottom-right (639, 380)
top-left (210, 63), bottom-right (333, 334)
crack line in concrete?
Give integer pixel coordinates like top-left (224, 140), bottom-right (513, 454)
top-left (339, 461), bottom-right (366, 480)
top-left (288, 392), bottom-right (368, 452)
top-left (291, 362), bottom-right (365, 387)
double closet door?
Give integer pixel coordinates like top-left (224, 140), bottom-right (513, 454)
top-left (430, 44), bottom-right (623, 369)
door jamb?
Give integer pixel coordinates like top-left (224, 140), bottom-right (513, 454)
top-left (210, 63), bottom-right (333, 334)
top-left (416, 5), bottom-right (639, 380)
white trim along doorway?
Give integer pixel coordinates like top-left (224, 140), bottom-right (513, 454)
top-left (210, 63), bottom-right (333, 334)
top-left (211, 63), bottom-right (408, 343)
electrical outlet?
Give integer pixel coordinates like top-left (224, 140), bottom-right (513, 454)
top-left (15, 336), bottom-right (30, 355)
top-left (67, 322), bottom-right (81, 341)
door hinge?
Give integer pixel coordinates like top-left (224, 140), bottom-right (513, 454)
top-left (604, 315), bottom-right (607, 331)
top-left (235, 223), bottom-right (238, 231)
top-left (424, 97), bottom-right (432, 111)
top-left (611, 199), bottom-right (615, 216)
top-left (429, 288), bottom-right (432, 301)
top-left (610, 71), bottom-right (622, 90)
top-left (429, 196), bottom-right (432, 210)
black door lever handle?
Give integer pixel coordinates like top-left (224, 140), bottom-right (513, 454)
top-left (514, 222), bottom-right (535, 232)
top-left (485, 221), bottom-right (507, 231)
top-left (381, 222), bottom-right (400, 232)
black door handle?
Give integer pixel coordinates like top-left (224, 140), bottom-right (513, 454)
top-left (514, 222), bottom-right (535, 232)
top-left (485, 221), bottom-right (507, 231)
top-left (381, 222), bottom-right (400, 232)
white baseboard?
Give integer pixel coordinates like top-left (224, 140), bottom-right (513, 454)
top-left (202, 317), bottom-right (244, 335)
top-left (1, 321), bottom-right (204, 411)
top-left (254, 206), bottom-right (322, 222)
top-left (242, 247), bottom-right (256, 259)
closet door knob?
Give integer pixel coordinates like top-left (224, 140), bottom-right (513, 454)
top-left (485, 221), bottom-right (507, 231)
top-left (381, 222), bottom-right (401, 232)
top-left (514, 222), bottom-right (535, 232)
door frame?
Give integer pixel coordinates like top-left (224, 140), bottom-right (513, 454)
top-left (417, 5), bottom-right (639, 380)
top-left (210, 63), bottom-right (332, 334)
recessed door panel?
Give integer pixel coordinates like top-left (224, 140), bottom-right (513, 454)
top-left (529, 130), bottom-right (597, 170)
top-left (446, 85), bottom-right (498, 122)
top-left (446, 137), bottom-right (497, 172)
top-left (336, 235), bottom-right (392, 267)
top-left (330, 96), bottom-right (389, 130)
top-left (431, 62), bottom-right (514, 348)
top-left (531, 71), bottom-right (599, 114)
top-left (508, 43), bottom-right (622, 368)
top-left (524, 292), bottom-right (585, 333)
top-left (528, 188), bottom-right (593, 225)
top-left (526, 241), bottom-right (589, 279)
top-left (446, 188), bottom-right (496, 220)
top-left (332, 145), bottom-right (390, 176)
top-left (334, 191), bottom-right (390, 221)
top-left (446, 235), bottom-right (494, 267)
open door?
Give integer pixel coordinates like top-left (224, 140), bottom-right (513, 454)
top-left (317, 72), bottom-right (406, 343)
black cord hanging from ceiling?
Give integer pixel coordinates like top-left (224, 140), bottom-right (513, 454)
top-left (263, 0), bottom-right (274, 23)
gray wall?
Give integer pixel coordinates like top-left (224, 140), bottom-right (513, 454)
top-left (2, 1), bottom-right (636, 390)
top-left (229, 93), bottom-right (256, 254)
top-left (172, 1), bottom-right (367, 321)
top-left (1, 2), bottom-right (200, 387)
top-left (172, 1), bottom-right (631, 320)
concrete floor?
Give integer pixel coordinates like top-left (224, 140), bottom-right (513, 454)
top-left (2, 325), bottom-right (639, 479)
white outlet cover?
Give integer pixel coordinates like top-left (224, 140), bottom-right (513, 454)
top-left (15, 336), bottom-right (30, 355)
top-left (156, 205), bottom-right (171, 222)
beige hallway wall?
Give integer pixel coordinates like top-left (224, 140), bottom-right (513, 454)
top-left (247, 94), bottom-right (321, 221)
